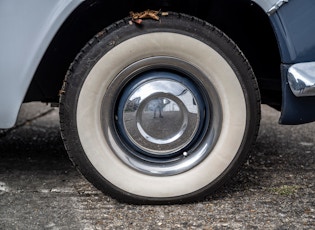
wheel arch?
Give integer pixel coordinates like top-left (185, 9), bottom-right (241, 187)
top-left (200, 1), bottom-right (282, 109)
top-left (24, 0), bottom-right (133, 103)
top-left (25, 0), bottom-right (282, 108)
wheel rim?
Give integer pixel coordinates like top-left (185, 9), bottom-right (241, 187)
top-left (102, 56), bottom-right (222, 176)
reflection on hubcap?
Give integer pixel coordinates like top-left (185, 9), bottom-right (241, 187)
top-left (121, 78), bottom-right (200, 155)
top-left (103, 56), bottom-right (221, 176)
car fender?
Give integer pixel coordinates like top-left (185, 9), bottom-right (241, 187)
top-left (254, 0), bottom-right (315, 124)
top-left (0, 0), bottom-right (83, 128)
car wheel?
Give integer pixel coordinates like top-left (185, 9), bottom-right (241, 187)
top-left (59, 12), bottom-right (260, 204)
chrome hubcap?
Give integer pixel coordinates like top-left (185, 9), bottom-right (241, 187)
top-left (102, 56), bottom-right (222, 176)
top-left (120, 77), bottom-right (200, 155)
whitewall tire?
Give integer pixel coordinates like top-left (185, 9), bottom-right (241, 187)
top-left (60, 12), bottom-right (260, 204)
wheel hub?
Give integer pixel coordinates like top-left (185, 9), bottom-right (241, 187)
top-left (101, 56), bottom-right (221, 176)
top-left (120, 77), bottom-right (200, 155)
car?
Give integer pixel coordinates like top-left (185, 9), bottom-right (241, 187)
top-left (1, 0), bottom-right (314, 204)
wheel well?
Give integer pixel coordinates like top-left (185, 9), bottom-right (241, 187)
top-left (24, 0), bottom-right (281, 108)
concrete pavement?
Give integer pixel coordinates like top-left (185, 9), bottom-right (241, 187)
top-left (0, 103), bottom-right (314, 229)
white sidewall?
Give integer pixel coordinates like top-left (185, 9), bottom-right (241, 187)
top-left (77, 33), bottom-right (247, 198)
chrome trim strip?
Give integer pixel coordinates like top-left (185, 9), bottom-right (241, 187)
top-left (252, 0), bottom-right (289, 15)
top-left (267, 0), bottom-right (289, 15)
top-left (288, 62), bottom-right (315, 97)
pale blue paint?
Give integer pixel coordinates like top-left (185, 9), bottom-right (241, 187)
top-left (0, 0), bottom-right (84, 128)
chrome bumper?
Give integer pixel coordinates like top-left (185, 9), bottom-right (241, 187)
top-left (287, 62), bottom-right (315, 97)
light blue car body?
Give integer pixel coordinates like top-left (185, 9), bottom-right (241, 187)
top-left (0, 0), bottom-right (83, 128)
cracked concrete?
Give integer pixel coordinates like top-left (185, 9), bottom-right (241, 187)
top-left (0, 103), bottom-right (314, 229)
top-left (0, 102), bottom-right (55, 138)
